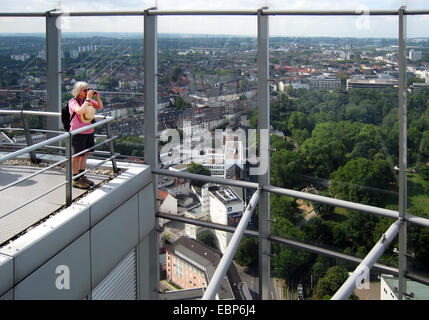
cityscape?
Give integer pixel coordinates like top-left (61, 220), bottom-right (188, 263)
top-left (1, 25), bottom-right (429, 300)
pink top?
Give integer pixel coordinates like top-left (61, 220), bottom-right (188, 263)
top-left (69, 97), bottom-right (98, 134)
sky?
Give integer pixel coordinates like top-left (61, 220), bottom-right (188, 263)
top-left (0, 0), bottom-right (428, 37)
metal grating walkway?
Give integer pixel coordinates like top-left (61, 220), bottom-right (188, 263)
top-left (0, 165), bottom-right (107, 246)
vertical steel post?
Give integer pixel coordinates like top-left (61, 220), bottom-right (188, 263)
top-left (140, 8), bottom-right (159, 300)
top-left (46, 11), bottom-right (62, 138)
top-left (65, 133), bottom-right (72, 206)
top-left (398, 6), bottom-right (408, 300)
top-left (105, 122), bottom-right (118, 172)
top-left (21, 111), bottom-right (38, 163)
top-left (257, 8), bottom-right (271, 300)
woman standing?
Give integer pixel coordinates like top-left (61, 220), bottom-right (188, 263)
top-left (69, 81), bottom-right (103, 189)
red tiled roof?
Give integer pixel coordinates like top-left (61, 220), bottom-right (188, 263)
top-left (158, 189), bottom-right (169, 201)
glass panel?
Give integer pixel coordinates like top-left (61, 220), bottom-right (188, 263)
top-left (156, 15), bottom-right (258, 254)
top-left (406, 14), bottom-right (429, 279)
top-left (157, 187), bottom-right (260, 300)
top-left (0, 18), bottom-right (46, 143)
top-left (268, 14), bottom-right (403, 298)
top-left (60, 16), bottom-right (145, 160)
top-left (269, 242), bottom-right (395, 300)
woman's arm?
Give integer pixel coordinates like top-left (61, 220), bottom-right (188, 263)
top-left (70, 98), bottom-right (90, 115)
top-left (90, 90), bottom-right (103, 110)
top-left (94, 94), bottom-right (103, 109)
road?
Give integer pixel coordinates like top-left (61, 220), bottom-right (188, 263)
top-left (234, 262), bottom-right (287, 300)
top-left (234, 262), bottom-right (259, 300)
top-left (272, 278), bottom-right (285, 300)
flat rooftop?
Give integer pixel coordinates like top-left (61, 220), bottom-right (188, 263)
top-left (0, 156), bottom-right (118, 247)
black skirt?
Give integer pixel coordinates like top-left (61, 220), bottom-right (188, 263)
top-left (72, 133), bottom-right (95, 155)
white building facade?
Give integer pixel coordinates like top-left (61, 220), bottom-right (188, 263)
top-left (201, 184), bottom-right (244, 254)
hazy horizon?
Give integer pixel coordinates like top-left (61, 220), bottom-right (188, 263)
top-left (0, 32), bottom-right (424, 40)
top-left (1, 1), bottom-right (429, 38)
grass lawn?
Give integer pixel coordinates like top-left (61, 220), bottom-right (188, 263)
top-left (407, 173), bottom-right (429, 215)
top-left (331, 207), bottom-right (349, 223)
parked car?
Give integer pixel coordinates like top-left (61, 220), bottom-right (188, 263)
top-left (297, 284), bottom-right (304, 300)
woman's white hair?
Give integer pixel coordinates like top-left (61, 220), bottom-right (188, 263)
top-left (72, 81), bottom-right (89, 97)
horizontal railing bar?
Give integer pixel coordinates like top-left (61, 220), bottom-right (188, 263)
top-left (68, 117), bottom-right (112, 135)
top-left (0, 12), bottom-right (47, 17)
top-left (405, 214), bottom-right (429, 228)
top-left (155, 9), bottom-right (403, 16)
top-left (151, 10), bottom-right (259, 16)
top-left (30, 128), bottom-right (66, 134)
top-left (153, 168), bottom-right (259, 190)
top-left (202, 189), bottom-right (260, 300)
top-left (264, 185), bottom-right (398, 219)
top-left (265, 10), bottom-right (408, 16)
top-left (157, 211), bottom-right (248, 234)
top-left (0, 110), bottom-right (61, 117)
top-left (71, 135), bottom-right (118, 159)
top-left (157, 211), bottom-right (399, 276)
top-left (0, 157), bottom-right (69, 192)
top-left (0, 11), bottom-right (146, 17)
top-left (1, 143), bottom-right (62, 150)
top-left (71, 153), bottom-right (119, 181)
top-left (0, 132), bottom-right (69, 163)
top-left (406, 272), bottom-right (429, 287)
top-left (0, 117), bottom-right (113, 163)
top-left (1, 9), bottom-right (428, 18)
top-left (0, 110), bottom-right (108, 121)
top-left (0, 128), bottom-right (24, 131)
top-left (332, 219), bottom-right (402, 300)
top-left (268, 234), bottom-right (399, 276)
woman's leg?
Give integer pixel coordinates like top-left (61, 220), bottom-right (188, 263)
top-left (79, 152), bottom-right (88, 171)
top-left (71, 134), bottom-right (90, 189)
top-left (72, 156), bottom-right (81, 175)
top-left (79, 151), bottom-right (94, 186)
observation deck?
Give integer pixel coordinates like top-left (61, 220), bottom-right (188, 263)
top-left (1, 6), bottom-right (429, 301)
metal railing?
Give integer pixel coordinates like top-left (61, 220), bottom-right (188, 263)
top-left (0, 110), bottom-right (119, 209)
top-left (202, 189), bottom-right (261, 300)
top-left (2, 5), bottom-right (429, 301)
top-left (153, 168), bottom-right (429, 299)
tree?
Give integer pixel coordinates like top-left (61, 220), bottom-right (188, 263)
top-left (271, 149), bottom-right (305, 189)
top-left (302, 218), bottom-right (333, 245)
top-left (419, 130), bottom-right (429, 157)
top-left (270, 135), bottom-right (294, 151)
top-left (234, 236), bottom-right (258, 271)
top-left (299, 137), bottom-right (346, 178)
top-left (272, 246), bottom-right (312, 289)
top-left (287, 111), bottom-right (311, 133)
top-left (407, 208), bottom-right (429, 270)
top-left (291, 128), bottom-right (310, 146)
top-left (330, 158), bottom-right (395, 207)
top-left (312, 201), bottom-right (335, 218)
top-left (311, 256), bottom-right (333, 283)
top-left (177, 96), bottom-right (192, 110)
top-left (270, 194), bottom-right (299, 225)
top-left (197, 230), bottom-right (217, 250)
top-left (351, 141), bottom-right (378, 160)
top-left (344, 211), bottom-right (379, 251)
top-left (187, 162), bottom-right (211, 187)
top-left (314, 265), bottom-right (349, 299)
